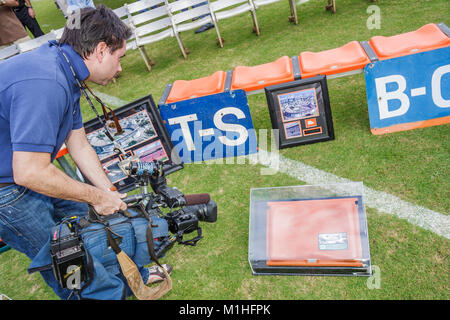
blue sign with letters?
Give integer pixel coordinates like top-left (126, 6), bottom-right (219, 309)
top-left (159, 90), bottom-right (258, 163)
top-left (365, 46), bottom-right (450, 134)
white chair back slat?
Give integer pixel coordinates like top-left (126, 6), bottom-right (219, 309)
top-left (126, 0), bottom-right (165, 14)
top-left (215, 3), bottom-right (252, 20)
top-left (171, 6), bottom-right (211, 25)
top-left (168, 0), bottom-right (208, 13)
top-left (126, 41), bottom-right (137, 50)
top-left (125, 1), bottom-right (174, 57)
top-left (113, 5), bottom-right (128, 18)
top-left (135, 17), bottom-right (172, 37)
top-left (132, 6), bottom-right (169, 26)
top-left (253, 0), bottom-right (280, 7)
top-left (127, 31), bottom-right (137, 41)
top-left (176, 16), bottom-right (212, 32)
top-left (0, 45), bottom-right (19, 61)
top-left (17, 32), bottom-right (57, 53)
top-left (138, 29), bottom-right (174, 46)
top-left (210, 0), bottom-right (249, 12)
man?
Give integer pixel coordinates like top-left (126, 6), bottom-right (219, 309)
top-left (0, 5), bottom-right (170, 299)
top-left (0, 0), bottom-right (30, 49)
top-left (66, 0), bottom-right (95, 11)
top-left (13, 0), bottom-right (45, 38)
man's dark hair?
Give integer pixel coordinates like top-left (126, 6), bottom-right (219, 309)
top-left (59, 5), bottom-right (132, 59)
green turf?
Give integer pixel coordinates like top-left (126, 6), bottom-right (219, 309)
top-left (0, 0), bottom-right (448, 300)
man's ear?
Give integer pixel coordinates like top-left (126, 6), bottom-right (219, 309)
top-left (95, 42), bottom-right (108, 63)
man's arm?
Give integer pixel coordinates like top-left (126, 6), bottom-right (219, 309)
top-left (12, 151), bottom-right (126, 215)
top-left (24, 0), bottom-right (36, 19)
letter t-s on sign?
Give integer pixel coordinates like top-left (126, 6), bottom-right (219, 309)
top-left (365, 46), bottom-right (450, 134)
top-left (159, 90), bottom-right (258, 163)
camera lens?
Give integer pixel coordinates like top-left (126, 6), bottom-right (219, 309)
top-left (199, 200), bottom-right (217, 223)
top-left (183, 200), bottom-right (217, 223)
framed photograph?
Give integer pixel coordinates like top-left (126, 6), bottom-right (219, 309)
top-left (265, 76), bottom-right (334, 149)
top-left (84, 95), bottom-right (183, 192)
top-left (86, 110), bottom-right (158, 161)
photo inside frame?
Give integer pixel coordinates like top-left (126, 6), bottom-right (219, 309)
top-left (278, 87), bottom-right (319, 123)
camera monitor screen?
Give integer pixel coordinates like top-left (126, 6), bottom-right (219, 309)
top-left (84, 94), bottom-right (183, 192)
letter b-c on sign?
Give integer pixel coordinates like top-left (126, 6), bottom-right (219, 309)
top-left (365, 47), bottom-right (450, 133)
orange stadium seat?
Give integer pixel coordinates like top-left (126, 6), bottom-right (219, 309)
top-left (265, 198), bottom-right (364, 267)
top-left (369, 23), bottom-right (450, 60)
top-left (165, 70), bottom-right (227, 103)
top-left (299, 41), bottom-right (371, 79)
top-left (230, 56), bottom-right (294, 92)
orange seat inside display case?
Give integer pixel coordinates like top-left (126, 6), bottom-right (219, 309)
top-left (299, 41), bottom-right (371, 79)
top-left (369, 23), bottom-right (450, 60)
top-left (166, 70), bottom-right (227, 103)
top-left (231, 56), bottom-right (294, 92)
top-left (266, 197), bottom-right (364, 267)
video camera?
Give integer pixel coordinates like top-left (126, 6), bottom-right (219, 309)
top-left (50, 155), bottom-right (217, 290)
top-left (120, 159), bottom-right (218, 248)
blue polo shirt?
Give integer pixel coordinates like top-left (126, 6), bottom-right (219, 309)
top-left (0, 40), bottom-right (89, 183)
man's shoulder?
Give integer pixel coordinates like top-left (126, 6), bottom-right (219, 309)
top-left (0, 44), bottom-right (66, 91)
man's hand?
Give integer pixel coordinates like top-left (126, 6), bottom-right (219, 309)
top-left (91, 189), bottom-right (127, 216)
top-left (25, 0), bottom-right (35, 18)
top-left (28, 7), bottom-right (35, 18)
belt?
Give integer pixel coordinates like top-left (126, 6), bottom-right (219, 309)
top-left (0, 183), bottom-right (14, 188)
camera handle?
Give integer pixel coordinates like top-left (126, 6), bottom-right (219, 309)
top-left (176, 227), bottom-right (203, 246)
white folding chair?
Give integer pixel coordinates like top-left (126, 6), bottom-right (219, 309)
top-left (166, 0), bottom-right (219, 59)
top-left (113, 5), bottom-right (129, 19)
top-left (112, 5), bottom-right (137, 51)
top-left (253, 0), bottom-right (298, 25)
top-left (17, 31), bottom-right (57, 54)
top-left (0, 44), bottom-right (19, 61)
top-left (210, 0), bottom-right (261, 47)
top-left (122, 1), bottom-right (175, 71)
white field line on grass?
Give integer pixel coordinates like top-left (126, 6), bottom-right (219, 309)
top-left (91, 89), bottom-right (129, 107)
top-left (94, 91), bottom-right (449, 239)
top-left (252, 149), bottom-right (450, 239)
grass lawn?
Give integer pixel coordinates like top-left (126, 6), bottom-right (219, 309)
top-left (0, 0), bottom-right (448, 300)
